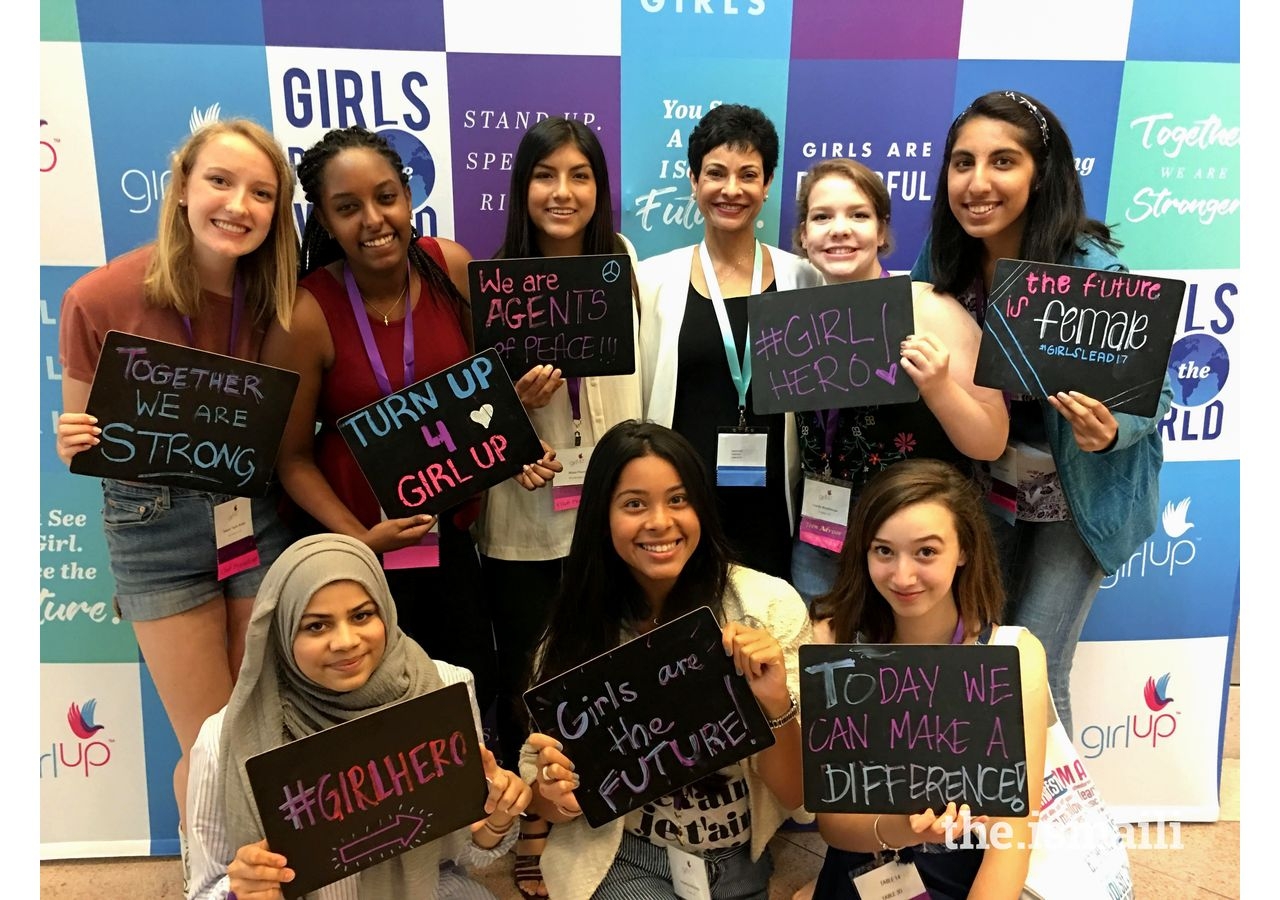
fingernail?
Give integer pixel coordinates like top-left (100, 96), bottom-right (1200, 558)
top-left (554, 740), bottom-right (564, 752)
top-left (734, 664), bottom-right (742, 676)
top-left (725, 645), bottom-right (733, 656)
top-left (88, 416), bottom-right (98, 424)
top-left (92, 427), bottom-right (102, 435)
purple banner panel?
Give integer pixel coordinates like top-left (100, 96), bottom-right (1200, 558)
top-left (447, 53), bottom-right (621, 259)
top-left (790, 0), bottom-right (962, 60)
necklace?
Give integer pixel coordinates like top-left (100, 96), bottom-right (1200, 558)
top-left (363, 277), bottom-right (409, 325)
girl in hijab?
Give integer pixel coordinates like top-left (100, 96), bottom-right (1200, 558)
top-left (184, 534), bottom-right (531, 899)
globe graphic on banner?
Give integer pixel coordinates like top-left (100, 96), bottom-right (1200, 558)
top-left (379, 128), bottom-right (436, 211)
top-left (1166, 333), bottom-right (1229, 407)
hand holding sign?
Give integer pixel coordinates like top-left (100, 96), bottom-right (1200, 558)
top-left (1046, 390), bottom-right (1119, 452)
top-left (228, 838), bottom-right (295, 899)
top-left (528, 732), bottom-right (584, 821)
top-left (55, 412), bottom-right (101, 466)
top-left (514, 364), bottom-right (566, 410)
top-left (479, 744), bottom-right (533, 823)
top-left (723, 621), bottom-right (792, 718)
top-left (363, 513), bottom-right (437, 556)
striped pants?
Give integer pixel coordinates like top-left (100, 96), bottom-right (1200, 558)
top-left (592, 832), bottom-right (773, 900)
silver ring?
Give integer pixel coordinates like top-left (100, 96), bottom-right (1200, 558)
top-left (540, 764), bottom-right (554, 783)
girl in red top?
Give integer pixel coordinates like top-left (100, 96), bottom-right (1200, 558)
top-left (262, 126), bottom-right (560, 716)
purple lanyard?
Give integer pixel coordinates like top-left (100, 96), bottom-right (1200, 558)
top-left (817, 269), bottom-right (893, 466)
top-left (950, 616), bottom-right (966, 645)
top-left (567, 376), bottom-right (584, 446)
top-left (180, 270), bottom-right (244, 356)
top-left (344, 262), bottom-right (414, 396)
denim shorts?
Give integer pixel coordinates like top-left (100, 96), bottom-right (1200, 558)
top-left (101, 478), bottom-right (294, 621)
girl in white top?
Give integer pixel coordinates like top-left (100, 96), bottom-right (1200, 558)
top-left (473, 116), bottom-right (644, 899)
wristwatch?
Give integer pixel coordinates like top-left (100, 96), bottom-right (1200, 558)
top-left (765, 691), bottom-right (799, 729)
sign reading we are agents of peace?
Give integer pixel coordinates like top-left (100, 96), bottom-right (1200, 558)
top-left (469, 253), bottom-right (637, 378)
top-left (974, 259), bottom-right (1184, 417)
top-left (245, 683), bottom-right (486, 899)
top-left (337, 348), bottom-right (544, 517)
top-left (70, 331), bottom-right (299, 497)
top-left (523, 606), bottom-right (776, 827)
top-left (748, 275), bottom-right (919, 415)
top-left (799, 643), bottom-right (1028, 817)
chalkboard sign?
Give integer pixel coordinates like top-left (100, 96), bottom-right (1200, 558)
top-left (69, 331), bottom-right (299, 497)
top-left (799, 643), bottom-right (1028, 817)
top-left (523, 606), bottom-right (776, 827)
top-left (974, 259), bottom-right (1184, 417)
top-left (748, 276), bottom-right (918, 415)
top-left (244, 682), bottom-right (486, 899)
top-left (469, 253), bottom-right (636, 378)
top-left (337, 348), bottom-right (544, 517)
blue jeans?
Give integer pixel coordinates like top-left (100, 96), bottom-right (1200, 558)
top-left (991, 516), bottom-right (1103, 739)
top-left (790, 537), bottom-right (842, 608)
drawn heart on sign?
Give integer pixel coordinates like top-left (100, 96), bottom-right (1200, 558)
top-left (470, 403), bottom-right (495, 428)
top-left (875, 364), bottom-right (899, 385)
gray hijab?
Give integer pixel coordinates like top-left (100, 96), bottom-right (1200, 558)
top-left (218, 533), bottom-right (446, 898)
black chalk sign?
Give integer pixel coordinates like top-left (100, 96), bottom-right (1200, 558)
top-left (245, 683), bottom-right (486, 899)
top-left (748, 275), bottom-right (918, 415)
top-left (799, 643), bottom-right (1028, 817)
top-left (974, 259), bottom-right (1184, 416)
top-left (523, 606), bottom-right (776, 827)
top-left (470, 253), bottom-right (636, 378)
top-left (337, 348), bottom-right (544, 517)
top-left (69, 331), bottom-right (298, 497)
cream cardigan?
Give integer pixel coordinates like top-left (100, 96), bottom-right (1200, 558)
top-left (636, 243), bottom-right (823, 533)
top-left (518, 565), bottom-right (815, 899)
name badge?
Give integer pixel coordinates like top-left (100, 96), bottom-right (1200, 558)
top-left (213, 499), bottom-right (260, 581)
top-left (667, 846), bottom-right (712, 900)
top-left (380, 508), bottom-right (440, 569)
top-left (552, 444), bottom-right (594, 512)
top-left (715, 427), bottom-right (768, 488)
top-left (798, 474), bottom-right (852, 553)
top-left (850, 857), bottom-right (929, 900)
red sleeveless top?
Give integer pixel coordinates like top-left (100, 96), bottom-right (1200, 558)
top-left (304, 237), bottom-right (478, 529)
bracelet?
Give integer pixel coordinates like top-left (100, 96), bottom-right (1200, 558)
top-left (482, 817), bottom-right (515, 836)
top-left (873, 814), bottom-right (902, 853)
top-left (553, 801), bottom-right (582, 819)
top-left (765, 692), bottom-right (799, 729)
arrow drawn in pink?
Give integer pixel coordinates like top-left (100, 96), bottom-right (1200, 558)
top-left (338, 814), bottom-right (425, 864)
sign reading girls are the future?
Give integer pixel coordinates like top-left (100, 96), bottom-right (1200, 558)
top-left (337, 349), bottom-right (543, 517)
top-left (523, 607), bottom-right (775, 827)
top-left (70, 331), bottom-right (299, 497)
top-left (245, 683), bottom-right (485, 899)
top-left (974, 259), bottom-right (1184, 417)
top-left (799, 643), bottom-right (1028, 816)
top-left (469, 253), bottom-right (637, 378)
top-left (748, 275), bottom-right (918, 415)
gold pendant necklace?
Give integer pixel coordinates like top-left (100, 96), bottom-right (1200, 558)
top-left (364, 277), bottom-right (409, 325)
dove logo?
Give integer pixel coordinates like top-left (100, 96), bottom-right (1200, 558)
top-left (1144, 673), bottom-right (1175, 711)
top-left (40, 699), bottom-right (113, 778)
top-left (1078, 676), bottom-right (1179, 760)
top-left (118, 104), bottom-right (220, 215)
top-left (1162, 498), bottom-right (1194, 538)
top-left (1100, 496), bottom-right (1197, 589)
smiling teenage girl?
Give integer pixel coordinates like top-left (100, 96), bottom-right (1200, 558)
top-left (56, 120), bottom-right (298, 854)
top-left (788, 159), bottom-right (1007, 605)
top-left (522, 420), bottom-right (811, 900)
top-left (261, 126), bottom-right (561, 721)
top-left (184, 534), bottom-right (532, 899)
top-left (810, 460), bottom-right (1049, 900)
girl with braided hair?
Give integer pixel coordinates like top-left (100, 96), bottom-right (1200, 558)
top-left (261, 126), bottom-right (561, 716)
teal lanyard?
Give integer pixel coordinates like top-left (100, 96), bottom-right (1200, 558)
top-left (698, 240), bottom-right (763, 425)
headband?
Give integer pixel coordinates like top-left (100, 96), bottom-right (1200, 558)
top-left (1002, 91), bottom-right (1050, 147)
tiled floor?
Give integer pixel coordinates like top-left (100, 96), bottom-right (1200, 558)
top-left (40, 689), bottom-right (1242, 899)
